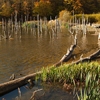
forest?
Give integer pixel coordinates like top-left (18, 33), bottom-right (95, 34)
top-left (0, 0), bottom-right (100, 20)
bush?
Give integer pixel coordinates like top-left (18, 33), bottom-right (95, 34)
top-left (59, 9), bottom-right (71, 22)
top-left (88, 16), bottom-right (98, 23)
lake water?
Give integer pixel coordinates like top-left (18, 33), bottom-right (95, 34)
top-left (0, 28), bottom-right (73, 83)
top-left (0, 28), bottom-right (99, 99)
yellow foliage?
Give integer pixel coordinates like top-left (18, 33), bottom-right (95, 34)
top-left (1, 2), bottom-right (12, 17)
top-left (1, 3), bottom-right (6, 8)
top-left (59, 10), bottom-right (71, 22)
top-left (34, 2), bottom-right (39, 7)
top-left (23, 1), bottom-right (28, 7)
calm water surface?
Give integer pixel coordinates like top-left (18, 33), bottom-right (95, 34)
top-left (0, 29), bottom-right (73, 83)
top-left (0, 28), bottom-right (99, 99)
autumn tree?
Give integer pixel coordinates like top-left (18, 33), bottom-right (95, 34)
top-left (11, 0), bottom-right (23, 17)
top-left (64, 0), bottom-right (100, 14)
top-left (11, 0), bottom-right (34, 20)
top-left (21, 0), bottom-right (33, 17)
top-left (0, 1), bottom-right (12, 17)
top-left (33, 0), bottom-right (52, 18)
top-left (49, 0), bottom-right (65, 18)
top-left (64, 0), bottom-right (83, 14)
top-left (80, 0), bottom-right (100, 14)
top-left (0, 0), bottom-right (100, 19)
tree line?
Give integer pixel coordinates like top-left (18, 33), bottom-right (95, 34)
top-left (0, 0), bottom-right (100, 20)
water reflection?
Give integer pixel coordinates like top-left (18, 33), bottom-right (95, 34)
top-left (98, 39), bottom-right (100, 48)
top-left (81, 34), bottom-right (87, 49)
top-left (0, 83), bottom-right (77, 100)
top-left (0, 29), bottom-right (71, 83)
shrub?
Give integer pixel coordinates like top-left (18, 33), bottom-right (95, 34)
top-left (59, 10), bottom-right (71, 22)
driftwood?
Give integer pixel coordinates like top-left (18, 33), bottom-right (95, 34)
top-left (0, 71), bottom-right (41, 96)
top-left (30, 89), bottom-right (43, 100)
top-left (72, 49), bottom-right (100, 65)
top-left (54, 33), bottom-right (100, 67)
top-left (54, 34), bottom-right (77, 67)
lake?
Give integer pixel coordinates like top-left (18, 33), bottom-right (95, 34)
top-left (0, 28), bottom-right (99, 99)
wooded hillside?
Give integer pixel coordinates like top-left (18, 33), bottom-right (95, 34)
top-left (0, 0), bottom-right (100, 19)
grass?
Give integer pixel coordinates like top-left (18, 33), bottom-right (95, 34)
top-left (75, 13), bottom-right (100, 23)
top-left (36, 61), bottom-right (100, 100)
top-left (40, 62), bottom-right (100, 83)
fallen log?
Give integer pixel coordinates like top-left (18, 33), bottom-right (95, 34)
top-left (0, 71), bottom-right (41, 96)
top-left (72, 49), bottom-right (100, 65)
top-left (54, 34), bottom-right (77, 67)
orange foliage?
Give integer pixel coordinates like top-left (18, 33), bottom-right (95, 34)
top-left (23, 1), bottom-right (28, 7)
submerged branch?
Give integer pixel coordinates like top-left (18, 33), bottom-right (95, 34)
top-left (72, 49), bottom-right (100, 64)
top-left (30, 89), bottom-right (43, 100)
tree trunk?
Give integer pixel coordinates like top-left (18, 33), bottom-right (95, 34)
top-left (54, 34), bottom-right (77, 67)
top-left (72, 49), bottom-right (100, 65)
top-left (0, 71), bottom-right (41, 96)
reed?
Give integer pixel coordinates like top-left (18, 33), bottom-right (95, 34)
top-left (38, 62), bottom-right (100, 99)
top-left (40, 62), bottom-right (99, 82)
top-left (77, 71), bottom-right (100, 100)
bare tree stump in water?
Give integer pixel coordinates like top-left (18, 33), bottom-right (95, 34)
top-left (54, 34), bottom-right (77, 67)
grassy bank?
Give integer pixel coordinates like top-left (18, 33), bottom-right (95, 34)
top-left (75, 13), bottom-right (100, 24)
top-left (37, 62), bottom-right (100, 100)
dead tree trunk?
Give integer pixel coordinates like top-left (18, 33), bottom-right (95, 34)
top-left (72, 49), bottom-right (100, 65)
top-left (54, 35), bottom-right (77, 67)
top-left (0, 71), bottom-right (41, 96)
